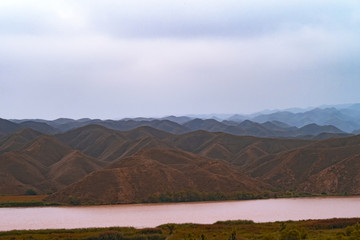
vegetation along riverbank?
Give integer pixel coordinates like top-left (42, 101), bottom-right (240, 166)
top-left (1, 218), bottom-right (360, 240)
top-left (0, 191), bottom-right (353, 208)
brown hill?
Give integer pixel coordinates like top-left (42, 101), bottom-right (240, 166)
top-left (168, 131), bottom-right (312, 165)
top-left (22, 135), bottom-right (73, 167)
top-left (0, 152), bottom-right (46, 194)
top-left (2, 124), bottom-right (360, 200)
top-left (298, 154), bottom-right (360, 194)
top-left (56, 125), bottom-right (313, 165)
top-left (56, 125), bottom-right (174, 162)
top-left (48, 150), bottom-right (106, 188)
top-left (55, 124), bottom-right (128, 160)
top-left (0, 134), bottom-right (106, 194)
top-left (248, 135), bottom-right (360, 194)
top-left (45, 148), bottom-right (267, 204)
top-left (0, 128), bottom-right (42, 153)
top-left (0, 172), bottom-right (36, 195)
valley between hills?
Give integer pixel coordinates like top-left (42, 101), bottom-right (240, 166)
top-left (1, 106), bottom-right (360, 205)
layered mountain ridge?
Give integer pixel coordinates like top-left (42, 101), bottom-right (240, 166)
top-left (0, 121), bottom-right (360, 204)
top-left (1, 117), bottom-right (351, 140)
top-left (1, 103), bottom-right (360, 204)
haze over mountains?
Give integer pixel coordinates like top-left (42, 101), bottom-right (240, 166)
top-left (1, 103), bottom-right (360, 204)
top-left (6, 103), bottom-right (360, 138)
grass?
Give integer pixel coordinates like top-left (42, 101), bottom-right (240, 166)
top-left (0, 195), bottom-right (46, 202)
top-left (0, 195), bottom-right (61, 207)
top-left (1, 218), bottom-right (360, 239)
top-left (0, 227), bottom-right (165, 240)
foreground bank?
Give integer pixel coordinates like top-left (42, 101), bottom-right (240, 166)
top-left (1, 218), bottom-right (360, 240)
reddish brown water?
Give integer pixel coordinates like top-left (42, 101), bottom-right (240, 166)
top-left (1, 197), bottom-right (360, 231)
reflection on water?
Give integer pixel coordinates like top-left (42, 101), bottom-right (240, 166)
top-left (1, 197), bottom-right (360, 231)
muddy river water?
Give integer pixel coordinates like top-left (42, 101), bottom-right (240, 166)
top-left (1, 197), bottom-right (360, 231)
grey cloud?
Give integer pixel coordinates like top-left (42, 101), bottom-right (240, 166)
top-left (1, 0), bottom-right (359, 38)
top-left (76, 0), bottom-right (360, 38)
top-left (0, 0), bottom-right (360, 119)
top-left (1, 32), bottom-right (359, 119)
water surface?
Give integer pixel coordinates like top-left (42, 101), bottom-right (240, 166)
top-left (1, 197), bottom-right (360, 231)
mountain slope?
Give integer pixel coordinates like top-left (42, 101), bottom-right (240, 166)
top-left (45, 148), bottom-right (267, 204)
top-left (182, 118), bottom-right (345, 138)
top-left (48, 150), bottom-right (106, 188)
top-left (298, 123), bottom-right (344, 136)
top-left (0, 128), bottom-right (42, 153)
top-left (298, 154), bottom-right (360, 194)
top-left (22, 135), bottom-right (73, 167)
top-left (0, 118), bottom-right (22, 135)
top-left (56, 125), bottom-right (174, 162)
top-left (248, 135), bottom-right (360, 193)
top-left (0, 152), bottom-right (46, 194)
top-left (53, 119), bottom-right (190, 134)
top-left (1, 123), bottom-right (360, 200)
top-left (0, 134), bottom-right (106, 194)
top-left (19, 121), bottom-right (59, 134)
top-left (169, 131), bottom-right (312, 165)
top-left (57, 125), bottom-right (313, 165)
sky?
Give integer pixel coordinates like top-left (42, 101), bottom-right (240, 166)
top-left (1, 0), bottom-right (360, 119)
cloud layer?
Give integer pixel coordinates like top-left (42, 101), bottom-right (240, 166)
top-left (1, 0), bottom-right (359, 119)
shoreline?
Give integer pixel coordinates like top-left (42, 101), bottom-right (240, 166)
top-left (2, 196), bottom-right (360, 232)
top-left (1, 218), bottom-right (360, 239)
top-left (1, 192), bottom-right (357, 208)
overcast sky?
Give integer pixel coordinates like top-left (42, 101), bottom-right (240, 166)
top-left (1, 0), bottom-right (359, 119)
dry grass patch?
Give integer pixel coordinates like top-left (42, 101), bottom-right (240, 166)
top-left (0, 195), bottom-right (47, 203)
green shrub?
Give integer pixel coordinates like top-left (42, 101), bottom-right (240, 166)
top-left (25, 189), bottom-right (37, 195)
top-left (280, 228), bottom-right (301, 240)
top-left (215, 220), bottom-right (254, 225)
top-left (280, 227), bottom-right (307, 240)
top-left (262, 233), bottom-right (276, 240)
top-left (138, 228), bottom-right (162, 235)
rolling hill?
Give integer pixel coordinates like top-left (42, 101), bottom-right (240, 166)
top-left (0, 131), bottom-right (106, 194)
top-left (0, 128), bottom-right (42, 154)
top-left (45, 148), bottom-right (268, 204)
top-left (247, 134), bottom-right (360, 194)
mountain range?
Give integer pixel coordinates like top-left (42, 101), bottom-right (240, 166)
top-left (1, 103), bottom-right (360, 204)
top-left (6, 104), bottom-right (360, 137)
top-left (2, 117), bottom-right (352, 140)
top-left (0, 123), bottom-right (359, 204)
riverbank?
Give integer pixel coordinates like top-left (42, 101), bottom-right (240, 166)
top-left (0, 191), bottom-right (352, 208)
top-left (1, 218), bottom-right (360, 240)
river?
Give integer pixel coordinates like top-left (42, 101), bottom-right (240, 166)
top-left (1, 197), bottom-right (360, 231)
